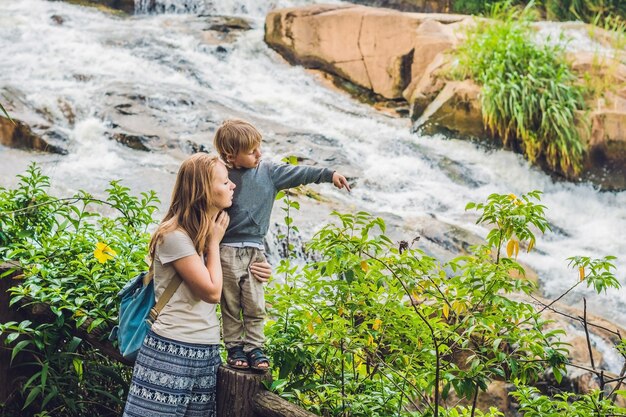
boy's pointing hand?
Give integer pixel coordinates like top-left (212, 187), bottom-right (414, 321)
top-left (332, 172), bottom-right (351, 193)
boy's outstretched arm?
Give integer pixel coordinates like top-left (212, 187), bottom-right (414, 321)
top-left (270, 162), bottom-right (351, 192)
top-left (332, 172), bottom-right (351, 192)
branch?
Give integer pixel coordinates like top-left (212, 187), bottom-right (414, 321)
top-left (608, 362), bottom-right (626, 400)
top-left (536, 280), bottom-right (583, 314)
top-left (528, 294), bottom-right (622, 338)
top-left (583, 299), bottom-right (596, 371)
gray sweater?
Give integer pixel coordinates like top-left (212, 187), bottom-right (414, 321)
top-left (223, 160), bottom-right (334, 245)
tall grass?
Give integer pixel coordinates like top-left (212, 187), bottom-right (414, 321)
top-left (453, 3), bottom-right (586, 176)
top-left (452, 0), bottom-right (626, 24)
top-left (543, 0), bottom-right (626, 24)
top-left (588, 12), bottom-right (626, 50)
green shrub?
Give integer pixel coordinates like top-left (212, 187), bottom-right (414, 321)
top-left (452, 4), bottom-right (587, 176)
top-left (0, 164), bottom-right (158, 416)
top-left (512, 385), bottom-right (626, 416)
top-left (265, 191), bottom-right (625, 416)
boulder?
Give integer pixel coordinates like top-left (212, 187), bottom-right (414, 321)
top-left (92, 0), bottom-right (134, 13)
top-left (265, 4), bottom-right (467, 99)
top-left (0, 89), bottom-right (69, 154)
top-left (99, 86), bottom-right (192, 152)
top-left (403, 52), bottom-right (448, 116)
top-left (413, 80), bottom-right (487, 139)
top-left (200, 15), bottom-right (255, 45)
top-left (580, 89), bottom-right (626, 189)
top-left (0, 117), bottom-right (67, 155)
top-left (589, 111), bottom-right (626, 162)
top-left (59, 0), bottom-right (134, 14)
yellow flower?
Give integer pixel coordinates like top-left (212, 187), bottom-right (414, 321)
top-left (94, 242), bottom-right (117, 264)
top-left (372, 318), bottom-right (382, 331)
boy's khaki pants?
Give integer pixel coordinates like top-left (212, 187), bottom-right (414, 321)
top-left (220, 245), bottom-right (267, 352)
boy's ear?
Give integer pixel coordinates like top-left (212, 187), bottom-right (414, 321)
top-left (225, 153), bottom-right (235, 163)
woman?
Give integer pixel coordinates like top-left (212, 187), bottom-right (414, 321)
top-left (122, 153), bottom-right (271, 417)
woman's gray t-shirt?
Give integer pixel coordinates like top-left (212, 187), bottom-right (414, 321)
top-left (150, 229), bottom-right (220, 345)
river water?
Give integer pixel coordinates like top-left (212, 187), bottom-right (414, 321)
top-left (1, 0), bottom-right (625, 348)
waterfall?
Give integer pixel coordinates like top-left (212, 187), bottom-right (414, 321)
top-left (134, 0), bottom-right (208, 14)
top-left (133, 0), bottom-right (339, 16)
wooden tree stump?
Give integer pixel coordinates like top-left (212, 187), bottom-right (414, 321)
top-left (216, 365), bottom-right (271, 417)
top-left (253, 390), bottom-right (320, 417)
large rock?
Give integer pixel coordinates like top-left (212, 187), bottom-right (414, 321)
top-left (91, 0), bottom-right (134, 13)
top-left (586, 109), bottom-right (626, 189)
top-left (569, 52), bottom-right (626, 188)
top-left (62, 0), bottom-right (135, 14)
top-left (0, 89), bottom-right (69, 154)
top-left (412, 80), bottom-right (486, 138)
top-left (265, 4), bottom-right (468, 99)
top-left (0, 117), bottom-right (67, 155)
top-left (587, 90), bottom-right (626, 176)
top-left (403, 50), bottom-right (447, 110)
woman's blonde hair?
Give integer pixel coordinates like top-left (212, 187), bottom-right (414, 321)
top-left (149, 153), bottom-right (222, 257)
top-left (213, 119), bottom-right (262, 166)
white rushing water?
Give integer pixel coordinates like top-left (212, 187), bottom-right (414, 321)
top-left (1, 0), bottom-right (625, 336)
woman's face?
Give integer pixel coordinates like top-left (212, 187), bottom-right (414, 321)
top-left (212, 162), bottom-right (236, 210)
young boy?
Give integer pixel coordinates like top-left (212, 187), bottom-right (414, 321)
top-left (213, 119), bottom-right (351, 371)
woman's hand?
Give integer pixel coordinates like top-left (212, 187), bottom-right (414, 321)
top-left (209, 211), bottom-right (230, 245)
top-left (250, 261), bottom-right (272, 283)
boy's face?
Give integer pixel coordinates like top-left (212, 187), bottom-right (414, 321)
top-left (229, 146), bottom-right (261, 169)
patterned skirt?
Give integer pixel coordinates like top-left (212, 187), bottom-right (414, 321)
top-left (122, 330), bottom-right (221, 417)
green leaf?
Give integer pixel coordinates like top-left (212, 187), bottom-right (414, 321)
top-left (6, 332), bottom-right (20, 345)
top-left (11, 340), bottom-right (31, 363)
top-left (23, 386), bottom-right (42, 409)
top-left (41, 387), bottom-right (58, 409)
top-left (73, 358), bottom-right (83, 380)
top-left (40, 362), bottom-right (49, 390)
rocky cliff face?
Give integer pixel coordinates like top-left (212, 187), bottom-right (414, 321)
top-left (265, 4), bottom-right (626, 190)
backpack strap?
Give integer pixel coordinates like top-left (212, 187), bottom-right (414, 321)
top-left (144, 262), bottom-right (183, 322)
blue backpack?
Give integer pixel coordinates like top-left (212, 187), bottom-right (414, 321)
top-left (110, 268), bottom-right (181, 361)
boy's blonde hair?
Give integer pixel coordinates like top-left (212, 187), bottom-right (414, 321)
top-left (213, 119), bottom-right (262, 166)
